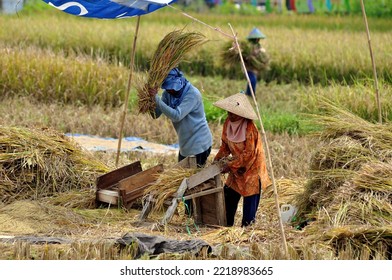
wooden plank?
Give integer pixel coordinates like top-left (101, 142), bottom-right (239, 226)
top-left (118, 164), bottom-right (163, 193)
top-left (200, 194), bottom-right (219, 224)
top-left (182, 187), bottom-right (223, 200)
top-left (96, 161), bottom-right (142, 190)
top-left (96, 189), bottom-right (119, 205)
top-left (184, 180), bottom-right (214, 196)
top-left (193, 197), bottom-right (202, 224)
top-left (139, 194), bottom-right (154, 221)
top-left (214, 174), bottom-right (226, 226)
top-left (121, 183), bottom-right (154, 204)
top-left (174, 156), bottom-right (197, 169)
top-left (187, 164), bottom-right (221, 190)
top-left (161, 178), bottom-right (188, 224)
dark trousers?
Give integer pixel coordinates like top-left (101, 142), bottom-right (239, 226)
top-left (224, 184), bottom-right (261, 227)
top-left (179, 147), bottom-right (212, 214)
top-left (245, 70), bottom-right (257, 97)
top-left (178, 146), bottom-right (211, 168)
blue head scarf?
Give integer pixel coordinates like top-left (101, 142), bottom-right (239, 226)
top-left (161, 68), bottom-right (190, 108)
top-left (161, 68), bottom-right (188, 91)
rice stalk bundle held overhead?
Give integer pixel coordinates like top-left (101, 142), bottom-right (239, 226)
top-left (294, 100), bottom-right (392, 259)
top-left (136, 30), bottom-right (208, 114)
top-left (0, 126), bottom-right (109, 204)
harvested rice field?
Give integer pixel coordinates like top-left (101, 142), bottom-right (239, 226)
top-left (1, 106), bottom-right (391, 260)
top-left (1, 5), bottom-right (392, 261)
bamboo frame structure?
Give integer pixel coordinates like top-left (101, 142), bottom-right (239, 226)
top-left (116, 16), bottom-right (141, 167)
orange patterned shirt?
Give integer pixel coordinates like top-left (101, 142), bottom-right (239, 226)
top-left (214, 118), bottom-right (271, 197)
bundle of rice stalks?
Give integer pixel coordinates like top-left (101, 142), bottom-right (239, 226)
top-left (308, 99), bottom-right (392, 157)
top-left (220, 40), bottom-right (270, 72)
top-left (352, 161), bottom-right (392, 193)
top-left (296, 101), bottom-right (392, 217)
top-left (0, 126), bottom-right (109, 204)
top-left (143, 167), bottom-right (197, 214)
top-left (293, 102), bottom-right (392, 258)
top-left (322, 225), bottom-right (392, 259)
top-left (312, 161), bottom-right (392, 227)
top-left (136, 30), bottom-right (208, 114)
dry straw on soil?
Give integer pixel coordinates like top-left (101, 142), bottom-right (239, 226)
top-left (135, 29), bottom-right (208, 114)
top-left (294, 100), bottom-right (392, 258)
top-left (0, 126), bottom-right (109, 204)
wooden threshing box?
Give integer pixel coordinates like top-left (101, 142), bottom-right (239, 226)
top-left (140, 156), bottom-right (227, 226)
top-left (96, 161), bottom-right (164, 208)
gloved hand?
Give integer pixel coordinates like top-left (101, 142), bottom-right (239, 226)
top-left (237, 167), bottom-right (246, 175)
top-left (220, 163), bottom-right (230, 174)
top-left (148, 87), bottom-right (158, 97)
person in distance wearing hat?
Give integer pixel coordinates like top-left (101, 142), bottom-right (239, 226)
top-left (244, 27), bottom-right (269, 97)
top-left (213, 93), bottom-right (271, 227)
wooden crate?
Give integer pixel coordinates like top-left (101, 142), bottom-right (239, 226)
top-left (96, 161), bottom-right (164, 208)
top-left (140, 157), bottom-right (226, 226)
top-left (183, 164), bottom-right (226, 226)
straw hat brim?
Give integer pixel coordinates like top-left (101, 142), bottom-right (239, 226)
top-left (213, 93), bottom-right (258, 120)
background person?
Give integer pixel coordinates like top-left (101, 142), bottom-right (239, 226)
top-left (244, 27), bottom-right (269, 97)
top-left (213, 93), bottom-right (271, 226)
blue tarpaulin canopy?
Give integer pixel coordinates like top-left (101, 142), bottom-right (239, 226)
top-left (42, 0), bottom-right (177, 19)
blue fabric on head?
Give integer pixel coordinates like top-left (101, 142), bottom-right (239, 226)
top-left (161, 68), bottom-right (186, 91)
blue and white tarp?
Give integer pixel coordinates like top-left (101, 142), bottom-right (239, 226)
top-left (42, 0), bottom-right (176, 19)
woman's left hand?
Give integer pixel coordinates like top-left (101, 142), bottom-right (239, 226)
top-left (148, 87), bottom-right (158, 96)
top-left (220, 163), bottom-right (230, 174)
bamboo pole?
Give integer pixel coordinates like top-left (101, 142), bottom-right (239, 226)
top-left (360, 0), bottom-right (382, 123)
top-left (168, 4), bottom-right (234, 40)
top-left (229, 24), bottom-right (289, 258)
top-left (115, 16), bottom-right (141, 167)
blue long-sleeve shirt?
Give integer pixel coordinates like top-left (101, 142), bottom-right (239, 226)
top-left (153, 84), bottom-right (212, 157)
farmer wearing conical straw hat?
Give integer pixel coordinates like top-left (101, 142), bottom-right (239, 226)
top-left (213, 93), bottom-right (271, 227)
top-left (244, 27), bottom-right (269, 97)
top-left (150, 68), bottom-right (213, 167)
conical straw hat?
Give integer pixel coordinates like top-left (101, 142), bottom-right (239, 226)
top-left (247, 27), bottom-right (266, 39)
top-left (213, 93), bottom-right (258, 120)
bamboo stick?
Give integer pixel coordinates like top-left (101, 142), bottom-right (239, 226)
top-left (360, 0), bottom-right (382, 123)
top-left (116, 16), bottom-right (141, 167)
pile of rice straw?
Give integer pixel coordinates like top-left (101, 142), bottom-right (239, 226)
top-left (221, 40), bottom-right (270, 73)
top-left (136, 29), bottom-right (207, 114)
top-left (293, 100), bottom-right (392, 258)
top-left (0, 126), bottom-right (109, 204)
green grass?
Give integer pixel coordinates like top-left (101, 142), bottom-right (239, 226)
top-left (1, 9), bottom-right (391, 135)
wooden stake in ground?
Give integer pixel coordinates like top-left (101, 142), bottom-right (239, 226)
top-left (228, 24), bottom-right (289, 258)
top-left (360, 0), bottom-right (382, 123)
top-left (116, 16), bottom-right (141, 167)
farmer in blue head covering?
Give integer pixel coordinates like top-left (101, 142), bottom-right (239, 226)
top-left (149, 67), bottom-right (213, 168)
